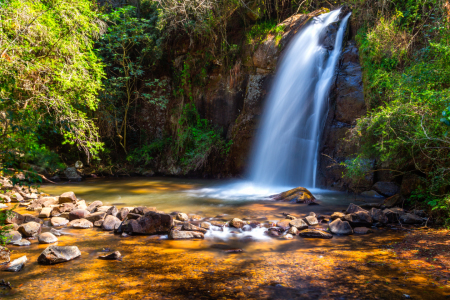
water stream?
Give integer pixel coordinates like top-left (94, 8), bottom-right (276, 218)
top-left (249, 9), bottom-right (351, 188)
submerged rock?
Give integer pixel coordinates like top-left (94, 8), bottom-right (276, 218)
top-left (37, 245), bottom-right (81, 265)
top-left (271, 187), bottom-right (316, 203)
top-left (169, 230), bottom-right (204, 239)
top-left (182, 223), bottom-right (207, 233)
top-left (3, 256), bottom-right (27, 272)
top-left (11, 239), bottom-right (30, 246)
top-left (99, 251), bottom-right (121, 260)
top-left (50, 228), bottom-right (63, 236)
top-left (329, 219), bottom-right (353, 235)
top-left (299, 229), bottom-right (333, 239)
top-left (38, 232), bottom-right (58, 244)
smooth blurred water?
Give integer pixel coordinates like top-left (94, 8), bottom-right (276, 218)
top-left (248, 9), bottom-right (351, 188)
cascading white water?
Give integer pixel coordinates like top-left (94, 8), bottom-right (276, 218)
top-left (248, 9), bottom-right (351, 188)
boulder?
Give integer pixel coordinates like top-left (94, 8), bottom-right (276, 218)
top-left (384, 194), bottom-right (403, 208)
top-left (69, 209), bottom-right (90, 221)
top-left (182, 223), bottom-right (207, 233)
top-left (361, 190), bottom-right (384, 198)
top-left (60, 203), bottom-right (75, 213)
top-left (5, 231), bottom-right (22, 244)
top-left (41, 197), bottom-right (59, 207)
top-left (0, 194), bottom-right (11, 203)
top-left (124, 212), bottom-right (172, 235)
top-left (344, 211), bottom-right (373, 226)
top-left (106, 206), bottom-right (118, 217)
top-left (23, 214), bottom-right (43, 224)
top-left (229, 218), bottom-right (246, 228)
top-left (117, 208), bottom-right (129, 221)
top-left (94, 220), bottom-right (103, 227)
top-left (412, 210), bottom-right (426, 218)
top-left (176, 213), bottom-right (189, 222)
top-left (59, 191), bottom-right (77, 204)
top-left (50, 208), bottom-right (62, 217)
top-left (372, 182), bottom-right (400, 197)
top-left (354, 227), bottom-right (373, 234)
top-left (331, 212), bottom-right (345, 220)
top-left (0, 246), bottom-right (10, 265)
top-left (1, 210), bottom-right (24, 225)
top-left (51, 217), bottom-right (69, 227)
top-left (18, 222), bottom-right (41, 237)
top-left (200, 222), bottom-right (210, 230)
top-left (64, 167), bottom-right (81, 182)
top-left (95, 206), bottom-right (112, 213)
top-left (99, 251), bottom-right (121, 260)
top-left (304, 216), bottom-right (318, 226)
top-left (276, 220), bottom-right (291, 231)
top-left (27, 201), bottom-right (42, 211)
top-left (86, 212), bottom-right (106, 223)
top-left (383, 209), bottom-right (401, 223)
top-left (3, 256), bottom-right (27, 272)
top-left (131, 207), bottom-right (156, 215)
top-left (287, 226), bottom-right (298, 235)
top-left (346, 203), bottom-right (366, 214)
top-left (50, 228), bottom-right (63, 236)
top-left (38, 232), bottom-right (58, 244)
top-left (289, 219), bottom-right (308, 230)
top-left (11, 239), bottom-right (30, 246)
top-left (39, 207), bottom-right (52, 218)
top-left (299, 229), bottom-right (333, 239)
top-left (68, 219), bottom-right (93, 229)
top-left (169, 230), bottom-right (204, 239)
top-left (126, 213), bottom-right (141, 220)
top-left (400, 213), bottom-right (423, 225)
top-left (75, 200), bottom-right (87, 210)
top-left (86, 200), bottom-right (103, 213)
top-left (369, 208), bottom-right (388, 224)
top-left (37, 245), bottom-right (81, 265)
top-left (329, 219), bottom-right (353, 235)
top-left (102, 215), bottom-right (121, 231)
top-left (271, 187), bottom-right (316, 203)
top-left (10, 193), bottom-right (24, 202)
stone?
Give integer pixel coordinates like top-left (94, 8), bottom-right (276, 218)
top-left (284, 234), bottom-right (294, 239)
top-left (27, 201), bottom-right (42, 211)
top-left (96, 206), bottom-right (112, 213)
top-left (169, 230), bottom-right (204, 239)
top-left (94, 220), bottom-right (103, 227)
top-left (276, 220), bottom-right (291, 231)
top-left (11, 239), bottom-right (31, 246)
top-left (0, 194), bottom-right (11, 203)
top-left (86, 200), bottom-right (103, 213)
top-left (69, 209), bottom-right (90, 221)
top-left (38, 232), bottom-right (58, 244)
top-left (0, 246), bottom-right (10, 265)
top-left (124, 212), bottom-right (172, 235)
top-left (229, 218), bottom-right (246, 228)
top-left (5, 231), bottom-right (22, 244)
top-left (51, 217), bottom-right (69, 227)
top-left (346, 203), bottom-right (367, 214)
top-left (23, 214), bottom-right (43, 224)
top-left (289, 218), bottom-right (308, 230)
top-left (304, 216), bottom-right (318, 226)
top-left (64, 167), bottom-right (82, 182)
top-left (176, 213), bottom-right (189, 222)
top-left (354, 227), bottom-right (373, 234)
top-left (61, 203), bottom-right (75, 213)
top-left (344, 211), bottom-right (373, 226)
top-left (384, 194), bottom-right (403, 208)
top-left (210, 221), bottom-right (225, 227)
top-left (400, 213), bottom-right (423, 225)
top-left (369, 208), bottom-right (388, 224)
top-left (271, 187), bottom-right (316, 203)
top-left (50, 228), bottom-right (63, 236)
top-left (182, 223), bottom-right (207, 233)
top-left (309, 212), bottom-right (316, 217)
top-left (117, 208), bottom-right (129, 221)
top-left (3, 256), bottom-right (27, 272)
top-left (131, 207), bottom-right (156, 215)
top-left (10, 193), bottom-right (24, 202)
top-left (68, 219), bottom-right (93, 229)
top-left (39, 207), bottom-right (52, 218)
top-left (102, 215), bottom-right (121, 231)
top-left (200, 222), bottom-right (210, 230)
top-left (242, 224), bottom-right (252, 231)
top-left (59, 191), bottom-right (77, 204)
top-left (75, 200), bottom-right (87, 210)
top-left (383, 209), bottom-right (400, 223)
top-left (18, 222), bottom-right (41, 237)
top-left (99, 251), bottom-right (121, 260)
top-left (126, 213), bottom-right (141, 220)
top-left (287, 226), bottom-right (298, 235)
top-left (299, 229), bottom-right (333, 239)
top-left (37, 245), bottom-right (81, 265)
top-left (329, 219), bottom-right (353, 235)
top-left (41, 197), bottom-right (59, 207)
top-left (361, 190), bottom-right (384, 198)
top-left (50, 207), bottom-right (62, 217)
top-left (1, 210), bottom-right (24, 225)
top-left (86, 212), bottom-right (106, 223)
top-left (331, 212), bottom-right (345, 220)
top-left (372, 182), bottom-right (400, 197)
top-left (106, 206), bottom-right (118, 217)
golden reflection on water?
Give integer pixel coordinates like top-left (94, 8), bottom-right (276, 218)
top-left (0, 178), bottom-right (448, 299)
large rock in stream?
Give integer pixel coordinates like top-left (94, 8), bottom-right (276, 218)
top-left (329, 219), bottom-right (353, 235)
top-left (37, 246), bottom-right (81, 265)
top-left (18, 222), bottom-right (41, 237)
top-left (271, 187), bottom-right (316, 203)
top-left (123, 212), bottom-right (172, 235)
top-left (299, 229), bottom-right (333, 239)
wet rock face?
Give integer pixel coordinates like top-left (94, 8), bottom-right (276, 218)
top-left (37, 246), bottom-right (81, 265)
top-left (319, 22), bottom-right (338, 50)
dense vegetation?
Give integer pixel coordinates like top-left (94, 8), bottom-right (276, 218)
top-left (1, 0), bottom-right (450, 224)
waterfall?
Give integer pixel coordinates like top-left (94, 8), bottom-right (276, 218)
top-left (248, 9), bottom-right (351, 188)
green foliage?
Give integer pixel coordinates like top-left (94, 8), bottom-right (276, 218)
top-left (175, 103), bottom-right (231, 172)
top-left (246, 20), bottom-right (285, 44)
top-left (126, 137), bottom-right (171, 166)
top-left (340, 156), bottom-right (373, 182)
top-left (0, 0), bottom-right (104, 173)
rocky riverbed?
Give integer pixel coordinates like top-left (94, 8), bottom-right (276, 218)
top-left (0, 178), bottom-right (449, 299)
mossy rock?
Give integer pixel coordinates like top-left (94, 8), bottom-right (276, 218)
top-left (271, 187), bottom-right (315, 203)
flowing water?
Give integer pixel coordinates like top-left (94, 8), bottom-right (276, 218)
top-left (249, 9), bottom-right (351, 188)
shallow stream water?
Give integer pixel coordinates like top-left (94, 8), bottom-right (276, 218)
top-left (1, 178), bottom-right (449, 299)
